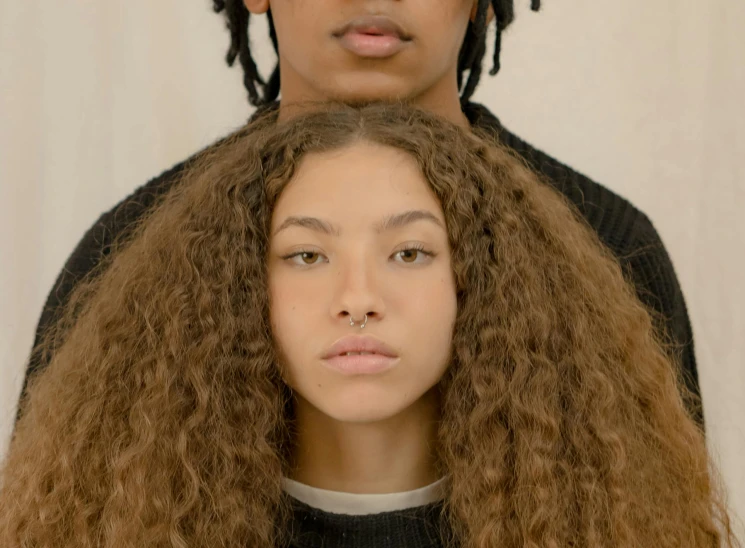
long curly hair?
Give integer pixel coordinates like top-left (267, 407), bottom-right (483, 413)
top-left (1, 103), bottom-right (739, 547)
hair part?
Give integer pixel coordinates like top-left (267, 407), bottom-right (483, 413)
top-left (212, 0), bottom-right (542, 107)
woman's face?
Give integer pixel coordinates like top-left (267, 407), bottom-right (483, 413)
top-left (268, 141), bottom-right (457, 424)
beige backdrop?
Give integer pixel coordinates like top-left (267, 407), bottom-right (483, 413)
top-left (1, 0), bottom-right (743, 535)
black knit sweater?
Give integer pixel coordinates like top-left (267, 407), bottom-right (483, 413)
top-left (15, 101), bottom-right (702, 429)
top-left (285, 496), bottom-right (448, 548)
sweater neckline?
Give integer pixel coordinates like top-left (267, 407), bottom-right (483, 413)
top-left (281, 476), bottom-right (448, 515)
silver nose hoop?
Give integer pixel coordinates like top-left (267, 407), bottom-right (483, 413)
top-left (349, 314), bottom-right (368, 329)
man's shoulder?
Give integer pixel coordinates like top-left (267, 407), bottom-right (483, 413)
top-left (464, 101), bottom-right (657, 255)
top-left (23, 131), bottom-right (239, 385)
top-left (464, 102), bottom-right (700, 425)
top-left (95, 125), bottom-right (247, 243)
top-left (101, 107), bottom-right (275, 234)
top-left (105, 158), bottom-right (189, 233)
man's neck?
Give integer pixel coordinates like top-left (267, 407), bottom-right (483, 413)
top-left (410, 89), bottom-right (471, 129)
top-left (276, 78), bottom-right (470, 129)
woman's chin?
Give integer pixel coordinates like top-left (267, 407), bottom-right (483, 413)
top-left (318, 397), bottom-right (409, 425)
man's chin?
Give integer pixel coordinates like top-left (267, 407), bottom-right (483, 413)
top-left (323, 76), bottom-right (421, 106)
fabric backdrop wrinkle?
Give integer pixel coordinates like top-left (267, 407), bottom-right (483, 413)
top-left (1, 0), bottom-right (742, 536)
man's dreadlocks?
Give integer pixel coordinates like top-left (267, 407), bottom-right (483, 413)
top-left (211, 0), bottom-right (541, 107)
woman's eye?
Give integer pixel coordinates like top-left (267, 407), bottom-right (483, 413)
top-left (393, 248), bottom-right (433, 264)
top-left (285, 251), bottom-right (325, 266)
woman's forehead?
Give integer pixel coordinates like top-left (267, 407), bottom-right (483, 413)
top-left (271, 143), bottom-right (444, 231)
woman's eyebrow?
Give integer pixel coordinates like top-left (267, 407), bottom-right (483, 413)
top-left (273, 216), bottom-right (339, 237)
top-left (272, 210), bottom-right (444, 237)
top-left (374, 210), bottom-right (444, 233)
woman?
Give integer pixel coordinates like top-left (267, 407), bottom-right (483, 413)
top-left (1, 104), bottom-right (737, 547)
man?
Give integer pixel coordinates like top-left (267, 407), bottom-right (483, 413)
top-left (16, 0), bottom-right (701, 426)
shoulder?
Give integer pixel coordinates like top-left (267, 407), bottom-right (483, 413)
top-left (85, 128), bottom-right (246, 254)
top-left (464, 101), bottom-right (660, 259)
top-left (97, 104), bottom-right (280, 239)
top-left (463, 103), bottom-right (701, 424)
top-left (23, 126), bottom-right (252, 396)
top-left (38, 128), bottom-right (243, 327)
top-left (90, 103), bottom-right (279, 247)
top-left (464, 102), bottom-right (692, 338)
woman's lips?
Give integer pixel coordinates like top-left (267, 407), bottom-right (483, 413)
top-left (321, 335), bottom-right (400, 375)
top-left (322, 353), bottom-right (399, 376)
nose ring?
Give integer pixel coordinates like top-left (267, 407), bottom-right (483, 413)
top-left (349, 314), bottom-right (368, 329)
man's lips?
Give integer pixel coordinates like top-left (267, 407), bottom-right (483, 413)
top-left (332, 15), bottom-right (412, 41)
top-left (332, 15), bottom-right (413, 58)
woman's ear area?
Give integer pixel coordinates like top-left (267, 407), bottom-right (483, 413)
top-left (243, 0), bottom-right (270, 15)
top-left (469, 2), bottom-right (496, 24)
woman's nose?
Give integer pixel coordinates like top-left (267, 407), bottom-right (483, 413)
top-left (331, 256), bottom-right (386, 326)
